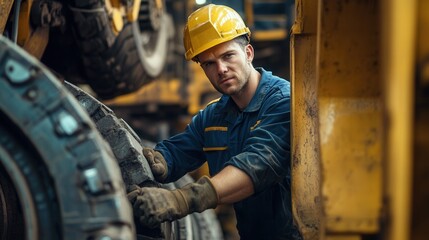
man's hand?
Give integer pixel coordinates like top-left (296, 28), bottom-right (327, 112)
top-left (127, 176), bottom-right (218, 228)
top-left (143, 148), bottom-right (168, 182)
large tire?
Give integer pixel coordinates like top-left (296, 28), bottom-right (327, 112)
top-left (68, 0), bottom-right (172, 99)
top-left (63, 81), bottom-right (158, 190)
top-left (0, 36), bottom-right (135, 239)
top-left (62, 82), bottom-right (224, 240)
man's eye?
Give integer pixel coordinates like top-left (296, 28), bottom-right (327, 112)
top-left (225, 54), bottom-right (233, 59)
top-left (202, 62), bottom-right (212, 68)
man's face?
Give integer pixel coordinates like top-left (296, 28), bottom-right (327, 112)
top-left (197, 40), bottom-right (254, 96)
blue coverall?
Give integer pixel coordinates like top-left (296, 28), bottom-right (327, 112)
top-left (155, 68), bottom-right (301, 239)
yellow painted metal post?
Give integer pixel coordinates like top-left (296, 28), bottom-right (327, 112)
top-left (317, 0), bottom-right (382, 237)
top-left (380, 0), bottom-right (416, 240)
top-left (290, 0), bottom-right (322, 239)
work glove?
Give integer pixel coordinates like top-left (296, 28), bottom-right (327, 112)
top-left (143, 148), bottom-right (168, 182)
top-left (127, 176), bottom-right (218, 228)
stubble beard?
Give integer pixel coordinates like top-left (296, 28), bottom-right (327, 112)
top-left (216, 76), bottom-right (248, 97)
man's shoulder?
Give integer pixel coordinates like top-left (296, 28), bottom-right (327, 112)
top-left (196, 97), bottom-right (223, 118)
top-left (259, 68), bottom-right (290, 91)
top-left (205, 98), bottom-right (221, 108)
top-left (266, 74), bottom-right (290, 98)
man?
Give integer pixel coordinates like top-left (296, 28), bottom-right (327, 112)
top-left (127, 4), bottom-right (302, 239)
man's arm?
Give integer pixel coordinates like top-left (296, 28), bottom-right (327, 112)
top-left (210, 165), bottom-right (254, 204)
top-left (127, 165), bottom-right (254, 228)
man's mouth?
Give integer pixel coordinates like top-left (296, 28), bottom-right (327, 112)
top-left (219, 77), bottom-right (233, 85)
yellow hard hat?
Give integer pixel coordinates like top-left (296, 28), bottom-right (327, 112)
top-left (183, 4), bottom-right (251, 61)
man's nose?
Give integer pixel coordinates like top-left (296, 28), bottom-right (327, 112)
top-left (217, 60), bottom-right (228, 74)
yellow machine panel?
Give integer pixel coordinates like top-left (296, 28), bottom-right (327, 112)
top-left (291, 0), bottom-right (429, 239)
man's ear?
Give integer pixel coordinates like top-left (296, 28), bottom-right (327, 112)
top-left (245, 44), bottom-right (254, 62)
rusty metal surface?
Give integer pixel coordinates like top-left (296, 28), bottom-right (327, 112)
top-left (290, 0), bottom-right (322, 239)
top-left (291, 0), bottom-right (429, 239)
top-left (318, 0), bottom-right (382, 233)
